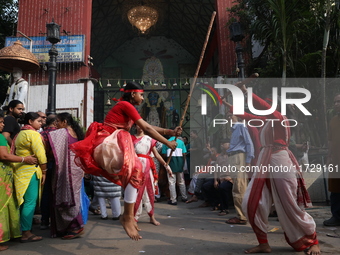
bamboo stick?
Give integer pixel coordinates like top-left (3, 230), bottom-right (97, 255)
top-left (167, 11), bottom-right (216, 164)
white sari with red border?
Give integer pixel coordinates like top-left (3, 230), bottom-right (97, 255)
top-left (242, 118), bottom-right (317, 251)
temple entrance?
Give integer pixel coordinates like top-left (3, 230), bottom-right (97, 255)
top-left (90, 0), bottom-right (217, 136)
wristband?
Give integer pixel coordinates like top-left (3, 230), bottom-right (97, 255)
top-left (21, 157), bottom-right (25, 163)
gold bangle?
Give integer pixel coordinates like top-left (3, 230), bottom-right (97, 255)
top-left (163, 128), bottom-right (166, 135)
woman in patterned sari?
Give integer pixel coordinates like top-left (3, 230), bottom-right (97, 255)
top-left (48, 112), bottom-right (85, 239)
top-left (0, 113), bottom-right (37, 250)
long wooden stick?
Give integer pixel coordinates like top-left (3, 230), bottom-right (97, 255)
top-left (179, 11), bottom-right (216, 127)
top-left (167, 11), bottom-right (216, 164)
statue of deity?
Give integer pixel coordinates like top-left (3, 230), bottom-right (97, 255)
top-left (141, 91), bottom-right (167, 127)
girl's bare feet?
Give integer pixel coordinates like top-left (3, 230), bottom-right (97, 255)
top-left (135, 221), bottom-right (141, 231)
top-left (244, 243), bottom-right (272, 254)
top-left (150, 215), bottom-right (160, 226)
top-left (305, 244), bottom-right (321, 255)
top-left (120, 214), bottom-right (142, 241)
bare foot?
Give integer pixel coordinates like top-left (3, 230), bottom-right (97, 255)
top-left (135, 221), bottom-right (141, 231)
top-left (305, 244), bottom-right (321, 255)
top-left (0, 245), bottom-right (9, 251)
top-left (245, 243), bottom-right (272, 254)
top-left (150, 216), bottom-right (160, 226)
top-left (120, 214), bottom-right (142, 241)
top-left (186, 195), bottom-right (198, 204)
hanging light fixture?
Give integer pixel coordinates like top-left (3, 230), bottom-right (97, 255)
top-left (127, 5), bottom-right (159, 34)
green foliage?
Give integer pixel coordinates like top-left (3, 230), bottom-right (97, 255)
top-left (226, 0), bottom-right (340, 147)
top-left (227, 0), bottom-right (340, 78)
top-left (0, 0), bottom-right (18, 48)
top-left (0, 0), bottom-right (17, 103)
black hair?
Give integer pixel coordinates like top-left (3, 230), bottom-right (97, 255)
top-left (0, 113), bottom-right (3, 119)
top-left (6, 100), bottom-right (23, 114)
top-left (121, 81), bottom-right (143, 102)
top-left (23, 112), bottom-right (40, 125)
top-left (46, 114), bottom-right (57, 126)
top-left (57, 112), bottom-right (84, 140)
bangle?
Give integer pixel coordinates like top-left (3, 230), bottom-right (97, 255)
top-left (21, 157), bottom-right (25, 163)
top-left (163, 128), bottom-right (167, 135)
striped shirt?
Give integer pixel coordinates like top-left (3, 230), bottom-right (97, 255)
top-left (162, 137), bottom-right (187, 173)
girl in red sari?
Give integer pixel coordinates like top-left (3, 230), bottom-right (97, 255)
top-left (223, 84), bottom-right (320, 255)
top-left (70, 82), bottom-right (179, 240)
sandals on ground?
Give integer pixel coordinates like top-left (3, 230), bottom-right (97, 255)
top-left (218, 210), bottom-right (229, 216)
top-left (20, 234), bottom-right (43, 243)
top-left (62, 228), bottom-right (84, 240)
top-left (225, 217), bottom-right (247, 225)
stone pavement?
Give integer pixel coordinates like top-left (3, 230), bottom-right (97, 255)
top-left (2, 200), bottom-right (339, 255)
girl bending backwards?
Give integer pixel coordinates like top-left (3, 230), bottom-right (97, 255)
top-left (132, 125), bottom-right (173, 226)
top-left (70, 82), bottom-right (180, 240)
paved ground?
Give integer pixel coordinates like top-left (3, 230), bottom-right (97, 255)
top-left (2, 200), bottom-right (339, 255)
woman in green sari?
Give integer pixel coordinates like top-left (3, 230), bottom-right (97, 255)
top-left (0, 113), bottom-right (37, 251)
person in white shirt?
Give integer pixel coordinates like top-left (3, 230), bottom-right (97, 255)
top-left (1, 67), bottom-right (28, 110)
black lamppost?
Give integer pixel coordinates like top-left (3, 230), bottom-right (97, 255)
top-left (46, 19), bottom-right (60, 115)
top-left (229, 22), bottom-right (245, 80)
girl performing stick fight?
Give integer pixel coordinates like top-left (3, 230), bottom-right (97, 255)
top-left (70, 82), bottom-right (181, 240)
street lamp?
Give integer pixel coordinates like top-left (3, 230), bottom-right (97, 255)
top-left (229, 22), bottom-right (245, 80)
top-left (46, 19), bottom-right (60, 115)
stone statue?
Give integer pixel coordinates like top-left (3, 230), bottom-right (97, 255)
top-left (1, 67), bottom-right (28, 110)
top-left (141, 91), bottom-right (167, 127)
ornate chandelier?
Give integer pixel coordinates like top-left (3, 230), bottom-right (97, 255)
top-left (127, 5), bottom-right (159, 34)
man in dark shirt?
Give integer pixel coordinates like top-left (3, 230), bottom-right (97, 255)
top-left (2, 100), bottom-right (24, 146)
